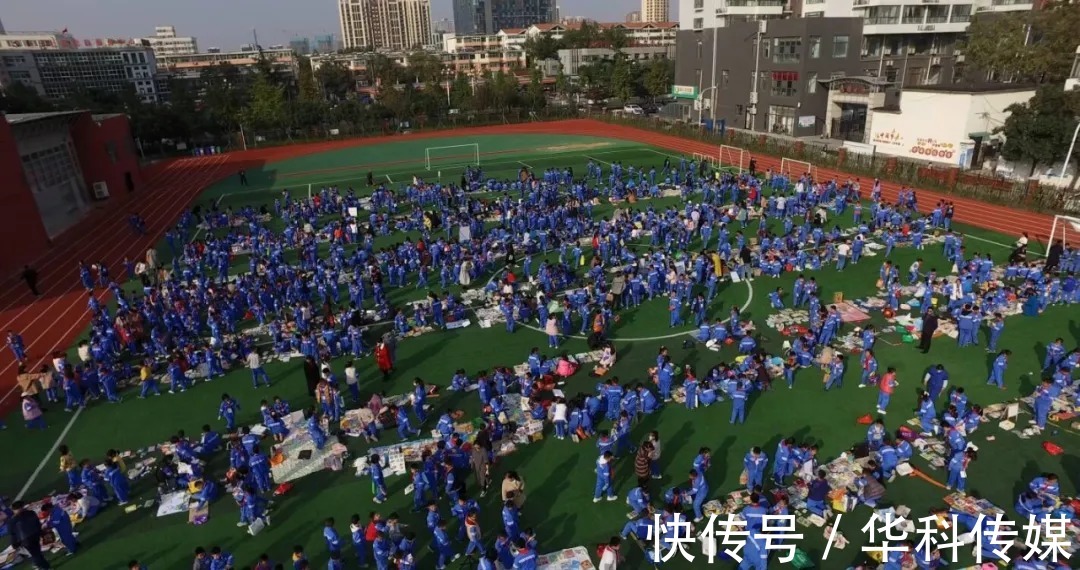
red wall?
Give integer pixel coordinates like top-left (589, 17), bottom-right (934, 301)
top-left (0, 118), bottom-right (50, 273)
top-left (71, 113), bottom-right (144, 206)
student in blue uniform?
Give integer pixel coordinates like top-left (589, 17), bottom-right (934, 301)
top-left (987, 350), bottom-right (1010, 388)
top-left (743, 447), bottom-right (768, 490)
top-left (593, 451), bottom-right (617, 502)
top-left (219, 393), bottom-right (239, 431)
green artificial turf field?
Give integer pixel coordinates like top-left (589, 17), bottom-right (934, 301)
top-left (1, 133), bottom-right (1077, 570)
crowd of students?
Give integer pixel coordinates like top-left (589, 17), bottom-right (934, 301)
top-left (3, 150), bottom-right (1078, 569)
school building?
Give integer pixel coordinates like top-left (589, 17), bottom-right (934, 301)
top-left (0, 110), bottom-right (144, 274)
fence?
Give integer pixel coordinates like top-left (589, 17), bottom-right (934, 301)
top-left (229, 108), bottom-right (582, 155)
top-left (591, 114), bottom-right (1080, 215)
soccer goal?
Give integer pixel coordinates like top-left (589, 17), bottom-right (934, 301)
top-left (424, 143), bottom-right (480, 171)
top-left (780, 157), bottom-right (815, 181)
top-left (692, 151), bottom-right (718, 169)
top-left (718, 145), bottom-right (748, 174)
top-left (1048, 214), bottom-right (1080, 248)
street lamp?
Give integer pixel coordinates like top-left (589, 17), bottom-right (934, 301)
top-left (1060, 121), bottom-right (1080, 179)
top-left (697, 86), bottom-right (717, 126)
top-left (443, 68), bottom-right (453, 107)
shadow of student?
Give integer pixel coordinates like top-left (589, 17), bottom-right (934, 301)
top-left (1013, 460), bottom-right (1043, 498)
top-left (1032, 341), bottom-right (1046, 372)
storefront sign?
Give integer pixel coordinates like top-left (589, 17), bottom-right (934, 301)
top-left (672, 85), bottom-right (698, 99)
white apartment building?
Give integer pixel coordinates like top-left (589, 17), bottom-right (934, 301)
top-left (642, 0), bottom-right (671, 22)
top-left (524, 22), bottom-right (679, 46)
top-left (143, 25), bottom-right (198, 57)
top-left (1067, 45), bottom-right (1080, 92)
top-left (678, 0), bottom-right (786, 30)
top-left (339, 0), bottom-right (433, 51)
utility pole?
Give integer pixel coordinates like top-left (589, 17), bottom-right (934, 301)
top-left (710, 25), bottom-right (719, 122)
top-left (749, 21), bottom-right (765, 131)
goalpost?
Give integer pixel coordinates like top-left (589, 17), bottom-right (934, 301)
top-left (692, 151), bottom-right (718, 169)
top-left (780, 157), bottom-right (815, 181)
top-left (718, 145), bottom-right (748, 174)
top-left (1048, 215), bottom-right (1080, 249)
top-left (424, 143), bottom-right (480, 171)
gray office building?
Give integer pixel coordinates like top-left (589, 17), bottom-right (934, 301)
top-left (673, 18), bottom-right (865, 137)
top-left (454, 0), bottom-right (555, 35)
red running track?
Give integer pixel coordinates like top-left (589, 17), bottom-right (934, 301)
top-left (0, 119), bottom-right (1049, 413)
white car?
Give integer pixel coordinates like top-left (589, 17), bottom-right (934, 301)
top-left (623, 105), bottom-right (644, 115)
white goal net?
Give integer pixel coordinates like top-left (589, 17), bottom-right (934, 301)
top-left (1048, 214), bottom-right (1080, 251)
top-left (780, 157), bottom-right (815, 181)
top-left (718, 145), bottom-right (748, 174)
top-left (425, 143), bottom-right (480, 171)
top-left (692, 151), bottom-right (718, 169)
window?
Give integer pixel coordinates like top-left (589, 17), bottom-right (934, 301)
top-left (771, 71), bottom-right (799, 97)
top-left (773, 37), bottom-right (802, 64)
top-left (806, 11), bottom-right (824, 17)
top-left (951, 4), bottom-right (972, 22)
top-left (697, 41), bottom-right (703, 58)
top-left (809, 36), bottom-right (821, 59)
top-left (767, 105), bottom-right (797, 135)
top-left (105, 141), bottom-right (118, 164)
top-left (762, 39), bottom-right (770, 59)
top-left (693, 18), bottom-right (704, 30)
top-left (832, 35), bottom-right (849, 58)
top-left (694, 0), bottom-right (704, 8)
top-left (721, 69), bottom-right (730, 89)
top-left (807, 72), bottom-right (818, 94)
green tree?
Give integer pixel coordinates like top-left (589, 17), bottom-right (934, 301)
top-left (563, 21), bottom-right (600, 49)
top-left (643, 58), bottom-right (674, 102)
top-left (963, 2), bottom-right (1080, 83)
top-left (554, 68), bottom-right (570, 99)
top-left (315, 60), bottom-right (354, 101)
top-left (610, 57), bottom-right (634, 101)
top-left (602, 27), bottom-right (630, 54)
top-left (450, 72), bottom-right (472, 109)
top-left (406, 51), bottom-right (444, 85)
top-left (242, 71), bottom-right (287, 132)
top-left (0, 82), bottom-right (53, 114)
top-left (297, 56), bottom-right (320, 101)
top-left (995, 87), bottom-right (1080, 179)
top-left (524, 35), bottom-right (562, 62)
top-left (369, 53), bottom-right (403, 87)
top-left (526, 67), bottom-right (546, 110)
top-left (578, 61), bottom-right (612, 100)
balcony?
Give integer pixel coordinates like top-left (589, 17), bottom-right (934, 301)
top-left (720, 0), bottom-right (786, 15)
top-left (863, 19), bottom-right (970, 34)
top-left (981, 0), bottom-right (1034, 11)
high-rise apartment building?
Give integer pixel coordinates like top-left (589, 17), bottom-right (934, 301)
top-left (682, 0), bottom-right (1044, 88)
top-left (339, 0), bottom-right (432, 51)
top-left (143, 25), bottom-right (198, 57)
top-left (289, 37), bottom-right (312, 54)
top-left (453, 0), bottom-right (555, 35)
top-left (642, 0), bottom-right (670, 22)
top-left (626, 11), bottom-right (643, 22)
top-left (313, 34), bottom-right (336, 53)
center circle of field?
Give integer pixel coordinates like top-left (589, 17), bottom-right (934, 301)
top-left (508, 278), bottom-right (755, 342)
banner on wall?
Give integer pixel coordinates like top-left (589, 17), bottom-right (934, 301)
top-left (798, 115), bottom-right (815, 128)
top-left (871, 127), bottom-right (963, 165)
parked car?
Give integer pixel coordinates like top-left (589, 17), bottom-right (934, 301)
top-left (623, 104), bottom-right (644, 115)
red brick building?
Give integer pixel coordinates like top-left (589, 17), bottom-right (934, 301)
top-left (0, 110), bottom-right (144, 274)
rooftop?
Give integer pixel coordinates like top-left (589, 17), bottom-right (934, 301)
top-left (4, 110), bottom-right (86, 125)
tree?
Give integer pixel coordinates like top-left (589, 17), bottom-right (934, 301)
top-left (242, 71), bottom-right (287, 133)
top-left (406, 51), bottom-right (444, 85)
top-left (610, 57), bottom-right (634, 102)
top-left (995, 87), bottom-right (1080, 180)
top-left (0, 83), bottom-right (53, 114)
top-left (578, 61), bottom-right (612, 100)
top-left (450, 72), bottom-right (472, 109)
top-left (297, 56), bottom-right (320, 101)
top-left (490, 71), bottom-right (520, 110)
top-left (554, 68), bottom-right (570, 99)
top-left (643, 58), bottom-right (674, 102)
top-left (524, 35), bottom-right (561, 62)
top-left (526, 67), bottom-right (546, 111)
top-left (602, 27), bottom-right (630, 54)
top-left (315, 60), bottom-right (354, 101)
top-left (963, 2), bottom-right (1080, 84)
top-left (563, 21), bottom-right (601, 49)
top-left (368, 54), bottom-right (403, 87)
